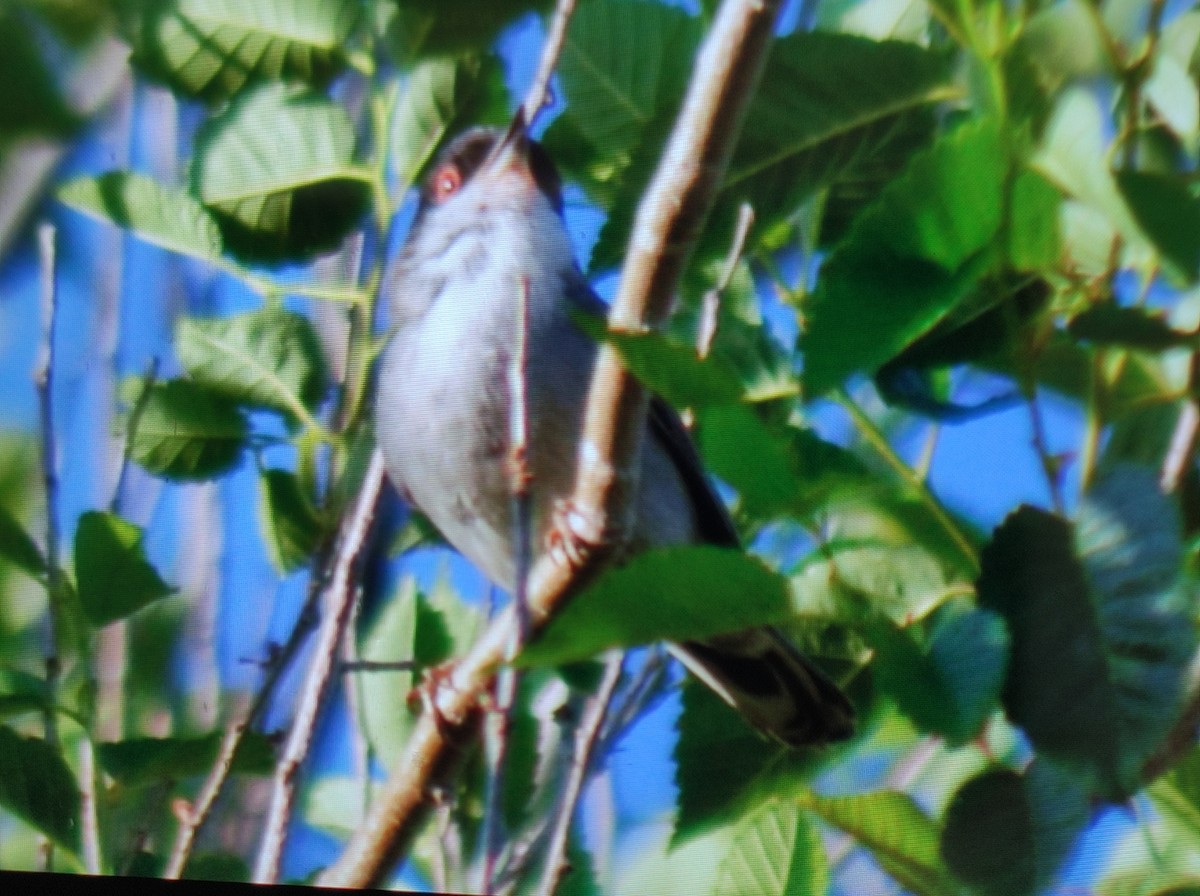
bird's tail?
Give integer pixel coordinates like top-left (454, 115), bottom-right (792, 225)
top-left (669, 627), bottom-right (855, 748)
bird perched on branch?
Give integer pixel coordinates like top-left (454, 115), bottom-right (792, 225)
top-left (374, 116), bottom-right (854, 747)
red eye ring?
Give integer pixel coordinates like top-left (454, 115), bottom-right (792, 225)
top-left (431, 163), bottom-right (463, 203)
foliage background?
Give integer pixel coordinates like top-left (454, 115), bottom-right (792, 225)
top-left (1, 0), bottom-right (1200, 893)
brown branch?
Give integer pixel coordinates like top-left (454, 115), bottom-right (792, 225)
top-left (522, 0), bottom-right (579, 126)
top-left (317, 0), bottom-right (785, 886)
top-left (251, 451), bottom-right (386, 883)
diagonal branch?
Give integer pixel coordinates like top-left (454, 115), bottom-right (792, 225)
top-left (318, 0), bottom-right (785, 886)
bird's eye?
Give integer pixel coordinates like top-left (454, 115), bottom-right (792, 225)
top-left (430, 163), bottom-right (463, 203)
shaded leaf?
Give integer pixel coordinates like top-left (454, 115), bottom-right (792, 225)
top-left (390, 53), bottom-right (509, 192)
top-left (868, 605), bottom-right (1009, 745)
top-left (802, 119), bottom-right (1007, 396)
top-left (940, 762), bottom-right (1090, 896)
top-left (1068, 303), bottom-right (1196, 351)
top-left (58, 172), bottom-right (224, 262)
top-left (0, 726), bottom-right (80, 853)
top-left (128, 379), bottom-right (248, 480)
top-left (123, 0), bottom-right (360, 102)
top-left (697, 405), bottom-right (804, 517)
top-left (257, 468), bottom-right (323, 573)
top-left (977, 466), bottom-right (1196, 795)
top-left (74, 510), bottom-right (174, 627)
top-left (357, 577), bottom-right (423, 764)
top-left (193, 82), bottom-right (368, 263)
top-left (0, 10), bottom-right (82, 140)
top-left (385, 0), bottom-right (552, 58)
top-left (521, 547), bottom-right (793, 667)
top-left (96, 731), bottom-right (274, 785)
top-left (1116, 170), bottom-right (1200, 284)
top-left (0, 504), bottom-right (46, 576)
top-left (176, 309), bottom-right (329, 421)
top-left (799, 789), bottom-right (960, 896)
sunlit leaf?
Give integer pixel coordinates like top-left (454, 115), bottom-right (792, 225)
top-left (128, 379), bottom-right (248, 480)
top-left (193, 82), bottom-right (368, 262)
top-left (58, 172), bottom-right (225, 262)
top-left (176, 309), bottom-right (329, 422)
top-left (0, 726), bottom-right (80, 853)
top-left (715, 802), bottom-right (828, 896)
top-left (123, 0), bottom-right (360, 102)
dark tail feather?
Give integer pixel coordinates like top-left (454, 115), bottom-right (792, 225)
top-left (669, 627), bottom-right (855, 748)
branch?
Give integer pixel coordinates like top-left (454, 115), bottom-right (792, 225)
top-left (251, 450), bottom-right (386, 883)
top-left (522, 0), bottom-right (578, 126)
top-left (318, 0), bottom-right (785, 886)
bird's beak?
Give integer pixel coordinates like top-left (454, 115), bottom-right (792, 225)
top-left (483, 109), bottom-right (532, 176)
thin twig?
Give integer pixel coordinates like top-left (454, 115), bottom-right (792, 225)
top-left (78, 738), bottom-right (101, 874)
top-left (111, 357), bottom-right (160, 514)
top-left (251, 451), bottom-right (386, 884)
top-left (163, 724), bottom-right (242, 878)
top-left (521, 0), bottom-right (578, 126)
top-left (318, 2), bottom-right (786, 885)
top-left (34, 222), bottom-right (62, 756)
top-left (698, 202), bottom-right (754, 359)
top-left (1024, 385), bottom-right (1066, 514)
top-left (534, 654), bottom-right (623, 896)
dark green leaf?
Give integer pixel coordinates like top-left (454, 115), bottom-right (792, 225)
top-left (558, 836), bottom-right (600, 896)
top-left (386, 0), bottom-right (552, 58)
top-left (123, 0), bottom-right (360, 102)
top-left (572, 310), bottom-right (744, 408)
top-left (258, 468), bottom-right (323, 573)
top-left (1117, 170), bottom-right (1200, 283)
top-left (58, 172), bottom-right (224, 261)
top-left (1068, 303), bottom-right (1196, 351)
top-left (0, 10), bottom-right (82, 140)
top-left (95, 731), bottom-right (274, 785)
top-left (940, 762), bottom-right (1090, 896)
top-left (176, 309), bottom-right (329, 420)
top-left (193, 83), bottom-right (368, 263)
top-left (715, 802), bottom-right (828, 896)
top-left (521, 547), bottom-right (793, 667)
top-left (802, 119), bottom-right (1007, 396)
top-left (0, 725), bottom-right (80, 853)
top-left (74, 510), bottom-right (174, 627)
top-left (697, 405), bottom-right (803, 517)
top-left (868, 605), bottom-right (1008, 745)
top-left (183, 852), bottom-right (250, 882)
top-left (673, 680), bottom-right (796, 844)
top-left (0, 504), bottom-right (46, 576)
top-left (391, 53), bottom-right (509, 192)
top-left (128, 379), bottom-right (248, 480)
top-left (977, 466), bottom-right (1197, 795)
top-left (800, 789), bottom-right (961, 896)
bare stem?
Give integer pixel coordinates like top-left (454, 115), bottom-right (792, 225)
top-left (251, 451), bottom-right (385, 883)
top-left (534, 653), bottom-right (623, 896)
top-left (521, 0), bottom-right (579, 126)
top-left (35, 222), bottom-right (62, 754)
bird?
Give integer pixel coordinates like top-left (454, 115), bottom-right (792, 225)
top-left (374, 115), bottom-right (854, 747)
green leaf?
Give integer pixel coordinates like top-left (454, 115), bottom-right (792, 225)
top-left (977, 466), bottom-right (1197, 795)
top-left (868, 605), bottom-right (1009, 746)
top-left (390, 53), bottom-right (508, 192)
top-left (1068, 303), bottom-right (1196, 351)
top-left (57, 172), bottom-right (224, 262)
top-left (0, 504), bottom-right (46, 576)
top-left (696, 405), bottom-right (804, 517)
top-left (715, 802), bottom-right (828, 896)
top-left (799, 789), bottom-right (961, 896)
top-left (0, 9), bottom-right (82, 140)
top-left (1149, 745), bottom-right (1200, 834)
top-left (940, 762), bottom-right (1090, 896)
top-left (257, 468), bottom-right (323, 574)
top-left (1116, 170), bottom-right (1200, 284)
top-left (1008, 169), bottom-right (1061, 271)
top-left (357, 577), bottom-right (423, 765)
top-left (176, 309), bottom-right (329, 422)
top-left (95, 731), bottom-right (274, 785)
top-left (572, 311), bottom-right (744, 408)
top-left (385, 0), bottom-right (552, 58)
top-left (123, 0), bottom-right (360, 102)
top-left (520, 547), bottom-right (793, 667)
top-left (673, 680), bottom-right (803, 844)
top-left (128, 378), bottom-right (248, 480)
top-left (183, 852), bottom-right (250, 882)
top-left (74, 510), bottom-right (174, 627)
top-left (0, 725), bottom-right (80, 853)
top-left (193, 82), bottom-right (368, 263)
top-left (802, 119), bottom-right (1007, 396)
top-left (705, 32), bottom-right (955, 259)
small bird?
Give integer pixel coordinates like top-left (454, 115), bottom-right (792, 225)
top-left (375, 116), bottom-right (854, 747)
